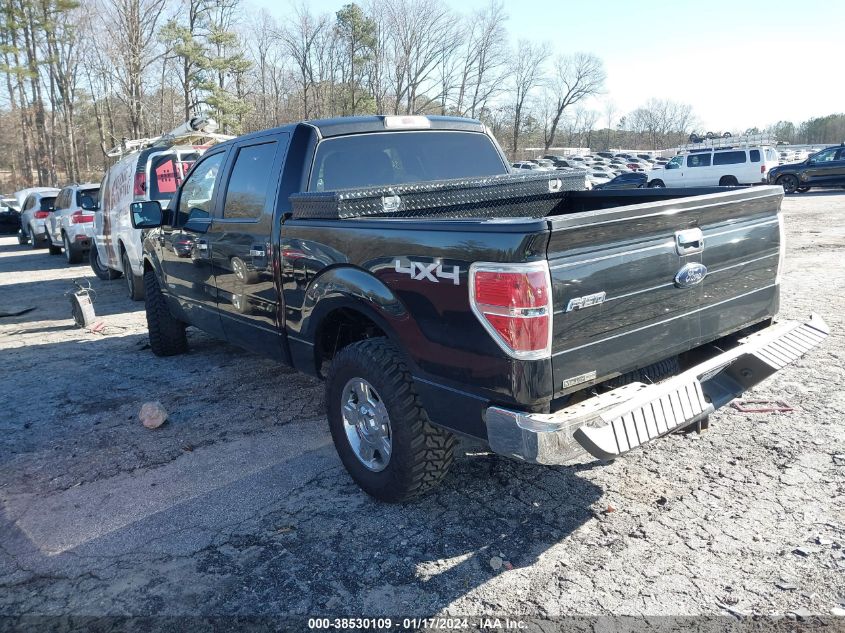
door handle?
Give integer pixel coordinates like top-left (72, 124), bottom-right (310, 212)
top-left (675, 228), bottom-right (704, 255)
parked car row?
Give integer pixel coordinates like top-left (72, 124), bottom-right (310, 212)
top-left (11, 184), bottom-right (101, 265)
top-left (512, 151), bottom-right (668, 189)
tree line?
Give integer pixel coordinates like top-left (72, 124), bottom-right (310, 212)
top-left (1, 0), bottom-right (843, 191)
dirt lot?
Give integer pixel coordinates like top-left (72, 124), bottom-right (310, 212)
top-left (1, 191), bottom-right (843, 622)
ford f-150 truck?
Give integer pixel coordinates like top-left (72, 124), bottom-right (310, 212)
top-left (131, 115), bottom-right (828, 502)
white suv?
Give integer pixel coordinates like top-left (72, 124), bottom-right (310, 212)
top-left (647, 146), bottom-right (779, 188)
top-left (47, 183), bottom-right (100, 263)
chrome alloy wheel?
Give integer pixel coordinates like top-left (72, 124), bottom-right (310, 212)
top-left (341, 378), bottom-right (392, 472)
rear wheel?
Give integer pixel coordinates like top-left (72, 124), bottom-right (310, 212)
top-left (89, 244), bottom-right (121, 280)
top-left (29, 225), bottom-right (44, 249)
top-left (143, 268), bottom-right (187, 357)
top-left (648, 179), bottom-right (665, 188)
top-left (777, 174), bottom-right (799, 194)
top-left (719, 176), bottom-right (739, 186)
top-left (326, 338), bottom-right (456, 502)
top-left (123, 250), bottom-right (145, 301)
top-left (64, 233), bottom-right (83, 264)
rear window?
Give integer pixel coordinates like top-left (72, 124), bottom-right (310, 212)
top-left (77, 188), bottom-right (100, 207)
top-left (750, 150), bottom-right (761, 162)
top-left (39, 197), bottom-right (56, 211)
top-left (713, 151), bottom-right (746, 166)
top-left (310, 131), bottom-right (507, 191)
top-left (148, 152), bottom-right (200, 201)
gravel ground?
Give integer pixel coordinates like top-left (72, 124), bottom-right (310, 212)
top-left (0, 192), bottom-right (843, 623)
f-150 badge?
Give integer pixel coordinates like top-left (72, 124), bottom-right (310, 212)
top-left (566, 291), bottom-right (606, 312)
top-left (394, 259), bottom-right (460, 285)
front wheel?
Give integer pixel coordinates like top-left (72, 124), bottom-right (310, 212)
top-left (326, 339), bottom-right (456, 502)
top-left (143, 268), bottom-right (187, 357)
top-left (777, 174), bottom-right (799, 194)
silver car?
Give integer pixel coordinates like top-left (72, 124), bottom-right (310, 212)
top-left (47, 183), bottom-right (100, 263)
top-left (17, 188), bottom-right (60, 248)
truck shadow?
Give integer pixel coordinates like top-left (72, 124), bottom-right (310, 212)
top-left (0, 329), bottom-right (605, 616)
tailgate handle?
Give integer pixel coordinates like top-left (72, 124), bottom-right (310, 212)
top-left (675, 228), bottom-right (704, 255)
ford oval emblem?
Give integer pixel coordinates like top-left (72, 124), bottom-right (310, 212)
top-left (674, 262), bottom-right (708, 288)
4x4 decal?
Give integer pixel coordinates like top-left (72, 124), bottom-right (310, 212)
top-left (394, 259), bottom-right (460, 285)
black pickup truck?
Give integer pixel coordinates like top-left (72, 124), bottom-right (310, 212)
top-left (131, 115), bottom-right (828, 502)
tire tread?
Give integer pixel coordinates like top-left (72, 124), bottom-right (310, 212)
top-left (143, 269), bottom-right (187, 357)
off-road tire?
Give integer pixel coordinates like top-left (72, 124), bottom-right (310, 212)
top-left (90, 245), bottom-right (121, 280)
top-left (326, 338), bottom-right (456, 502)
top-left (123, 250), bottom-right (145, 301)
top-left (143, 268), bottom-right (187, 357)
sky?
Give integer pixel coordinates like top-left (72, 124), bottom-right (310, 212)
top-left (248, 0), bottom-right (845, 131)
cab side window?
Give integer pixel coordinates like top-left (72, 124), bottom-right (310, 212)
top-left (687, 154), bottom-right (712, 168)
top-left (176, 152), bottom-right (226, 226)
top-left (812, 148), bottom-right (837, 163)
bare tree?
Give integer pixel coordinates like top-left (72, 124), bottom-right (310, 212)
top-left (277, 4), bottom-right (329, 119)
top-left (454, 0), bottom-right (508, 118)
top-left (543, 52), bottom-right (605, 151)
top-left (629, 98), bottom-right (695, 149)
top-left (507, 39), bottom-right (549, 157)
top-left (104, 0), bottom-right (168, 137)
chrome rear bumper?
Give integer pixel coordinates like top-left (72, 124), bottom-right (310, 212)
top-left (484, 314), bottom-right (829, 465)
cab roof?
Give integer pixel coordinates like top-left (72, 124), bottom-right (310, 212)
top-left (215, 115), bottom-right (486, 148)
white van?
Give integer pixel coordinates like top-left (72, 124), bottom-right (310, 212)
top-left (646, 146), bottom-right (779, 188)
top-left (90, 118), bottom-right (231, 300)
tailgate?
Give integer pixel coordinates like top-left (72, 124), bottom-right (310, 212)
top-left (547, 186), bottom-right (783, 395)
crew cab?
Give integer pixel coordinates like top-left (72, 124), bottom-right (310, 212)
top-left (131, 115), bottom-right (828, 502)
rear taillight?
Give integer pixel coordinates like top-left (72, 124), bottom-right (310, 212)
top-left (70, 210), bottom-right (94, 224)
top-left (761, 165), bottom-right (767, 174)
top-left (34, 211), bottom-right (49, 219)
top-left (134, 172), bottom-right (146, 197)
top-left (469, 262), bottom-right (552, 359)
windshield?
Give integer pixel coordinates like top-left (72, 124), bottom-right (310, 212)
top-left (310, 131), bottom-right (507, 191)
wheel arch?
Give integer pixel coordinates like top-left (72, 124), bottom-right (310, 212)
top-left (294, 265), bottom-right (411, 377)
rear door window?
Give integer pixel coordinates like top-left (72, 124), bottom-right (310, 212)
top-left (222, 141), bottom-right (279, 220)
top-left (713, 151), bottom-right (747, 165)
top-left (310, 131), bottom-right (507, 191)
top-left (687, 154), bottom-right (712, 168)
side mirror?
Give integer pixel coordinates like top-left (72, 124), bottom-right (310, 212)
top-left (130, 200), bottom-right (163, 229)
top-left (80, 196), bottom-right (97, 211)
top-left (183, 208), bottom-right (211, 234)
